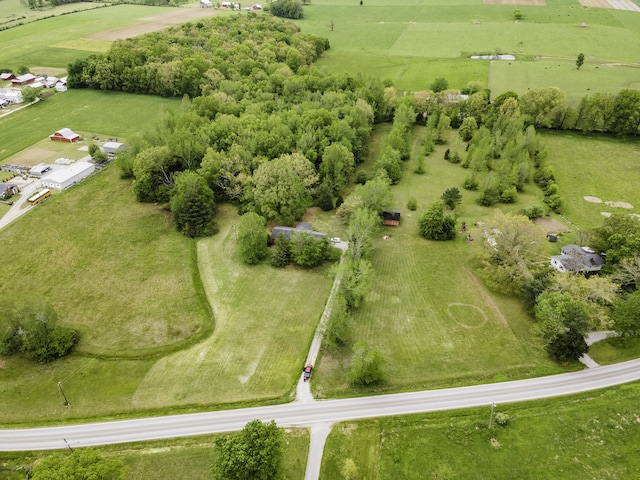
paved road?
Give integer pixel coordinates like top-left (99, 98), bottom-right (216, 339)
top-left (2, 358), bottom-right (639, 452)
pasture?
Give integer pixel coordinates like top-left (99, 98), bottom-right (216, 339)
top-left (297, 0), bottom-right (640, 95)
top-left (542, 131), bottom-right (640, 229)
top-left (321, 382), bottom-right (640, 479)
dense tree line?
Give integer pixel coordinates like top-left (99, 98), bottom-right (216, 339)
top-left (73, 15), bottom-right (386, 234)
top-left (269, 0), bottom-right (304, 19)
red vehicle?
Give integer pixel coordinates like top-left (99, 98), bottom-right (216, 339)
top-left (302, 363), bottom-right (313, 382)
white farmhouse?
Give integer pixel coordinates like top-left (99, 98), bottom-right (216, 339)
top-left (40, 161), bottom-right (95, 190)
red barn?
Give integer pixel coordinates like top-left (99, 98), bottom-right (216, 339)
top-left (49, 128), bottom-right (80, 143)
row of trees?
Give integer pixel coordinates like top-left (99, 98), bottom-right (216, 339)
top-left (0, 299), bottom-right (79, 364)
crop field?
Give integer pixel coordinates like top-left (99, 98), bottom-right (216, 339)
top-left (297, 0), bottom-right (640, 96)
top-left (321, 383), bottom-right (640, 479)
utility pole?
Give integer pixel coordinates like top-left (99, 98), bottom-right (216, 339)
top-left (58, 381), bottom-right (70, 407)
top-left (488, 402), bottom-right (496, 429)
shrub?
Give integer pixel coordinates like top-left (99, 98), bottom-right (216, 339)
top-left (495, 412), bottom-right (510, 427)
top-left (477, 186), bottom-right (501, 206)
top-left (407, 197), bottom-right (417, 211)
top-left (355, 171), bottom-right (369, 185)
top-left (463, 176), bottom-right (479, 191)
top-left (523, 205), bottom-right (544, 220)
top-left (500, 186), bottom-right (518, 204)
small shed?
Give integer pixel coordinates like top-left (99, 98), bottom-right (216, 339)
top-left (55, 84), bottom-right (67, 92)
top-left (0, 73), bottom-right (15, 81)
top-left (11, 73), bottom-right (36, 85)
top-left (40, 161), bottom-right (95, 190)
top-left (29, 164), bottom-right (52, 177)
top-left (49, 128), bottom-right (80, 143)
top-left (200, 0), bottom-right (212, 6)
top-left (382, 209), bottom-right (401, 226)
top-left (102, 141), bottom-right (125, 157)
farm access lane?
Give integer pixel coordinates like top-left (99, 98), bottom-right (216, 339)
top-left (2, 357), bottom-right (640, 452)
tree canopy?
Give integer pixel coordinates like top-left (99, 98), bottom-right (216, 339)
top-left (214, 420), bottom-right (284, 480)
top-left (237, 212), bottom-right (269, 264)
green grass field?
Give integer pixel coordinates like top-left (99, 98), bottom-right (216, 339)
top-left (0, 428), bottom-right (309, 480)
top-left (297, 0), bottom-right (640, 94)
top-left (0, 89), bottom-right (180, 162)
top-left (542, 131), bottom-right (640, 230)
top-left (315, 126), bottom-right (566, 397)
top-left (321, 382), bottom-right (640, 479)
top-left (130, 204), bottom-right (334, 408)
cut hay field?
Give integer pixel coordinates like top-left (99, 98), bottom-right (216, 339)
top-left (0, 4), bottom-right (223, 70)
top-left (297, 0), bottom-right (640, 94)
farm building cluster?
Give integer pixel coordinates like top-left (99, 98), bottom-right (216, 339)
top-left (0, 74), bottom-right (67, 108)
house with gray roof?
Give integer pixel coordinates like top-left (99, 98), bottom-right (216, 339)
top-left (270, 222), bottom-right (326, 242)
top-left (550, 244), bottom-right (604, 273)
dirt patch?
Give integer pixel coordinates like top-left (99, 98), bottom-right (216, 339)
top-left (29, 67), bottom-right (67, 76)
top-left (10, 148), bottom-right (61, 167)
top-left (532, 217), bottom-right (569, 234)
top-left (605, 200), bottom-right (633, 209)
top-left (88, 8), bottom-right (222, 41)
top-left (579, 0), bottom-right (611, 7)
top-left (580, 0), bottom-right (640, 10)
top-left (601, 211), bottom-right (612, 217)
top-left (584, 195), bottom-right (603, 203)
top-left (483, 0), bottom-right (545, 5)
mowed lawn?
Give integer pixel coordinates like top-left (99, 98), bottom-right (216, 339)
top-left (297, 0), bottom-right (640, 92)
top-left (315, 126), bottom-right (561, 397)
top-left (131, 205), bottom-right (335, 408)
top-left (321, 382), bottom-right (640, 479)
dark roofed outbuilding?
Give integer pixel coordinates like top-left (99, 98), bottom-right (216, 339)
top-left (270, 223), bottom-right (326, 242)
top-left (382, 209), bottom-right (401, 226)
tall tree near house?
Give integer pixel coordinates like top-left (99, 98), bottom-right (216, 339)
top-left (319, 143), bottom-right (355, 195)
top-left (478, 211), bottom-right (546, 295)
top-left (213, 420), bottom-right (284, 480)
top-left (252, 157), bottom-right (310, 224)
top-left (418, 200), bottom-right (456, 241)
top-left (237, 212), bottom-right (269, 265)
top-left (170, 171), bottom-right (217, 238)
top-left (132, 146), bottom-right (178, 202)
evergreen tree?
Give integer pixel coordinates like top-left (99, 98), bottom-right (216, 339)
top-left (170, 171), bottom-right (216, 238)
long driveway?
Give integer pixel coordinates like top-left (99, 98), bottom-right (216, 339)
top-left (2, 357), bottom-right (639, 452)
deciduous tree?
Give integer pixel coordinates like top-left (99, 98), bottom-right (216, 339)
top-left (350, 341), bottom-right (384, 385)
top-left (237, 212), bottom-right (269, 265)
top-left (214, 420), bottom-right (284, 480)
top-left (253, 157), bottom-right (310, 224)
